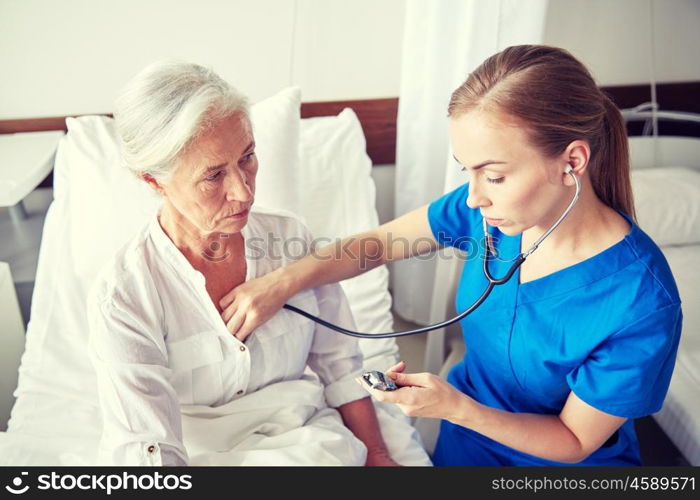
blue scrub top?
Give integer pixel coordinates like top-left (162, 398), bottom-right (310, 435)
top-left (427, 183), bottom-right (683, 466)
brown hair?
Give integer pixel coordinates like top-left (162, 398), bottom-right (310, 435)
top-left (448, 45), bottom-right (635, 220)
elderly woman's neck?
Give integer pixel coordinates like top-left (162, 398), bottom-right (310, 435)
top-left (158, 203), bottom-right (243, 266)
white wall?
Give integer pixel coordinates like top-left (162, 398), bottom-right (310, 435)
top-left (1, 0), bottom-right (697, 119)
top-left (0, 0), bottom-right (405, 119)
top-left (544, 0), bottom-right (700, 85)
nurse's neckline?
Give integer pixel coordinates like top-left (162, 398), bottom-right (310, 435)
top-left (516, 210), bottom-right (636, 286)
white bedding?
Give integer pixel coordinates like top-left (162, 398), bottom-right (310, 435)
top-left (654, 244), bottom-right (700, 465)
top-left (627, 139), bottom-right (700, 465)
top-left (180, 376), bottom-right (431, 466)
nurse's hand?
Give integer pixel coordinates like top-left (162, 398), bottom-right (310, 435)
top-left (219, 269), bottom-right (293, 341)
top-left (357, 361), bottom-right (470, 421)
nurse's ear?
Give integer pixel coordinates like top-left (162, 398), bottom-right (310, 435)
top-left (562, 140), bottom-right (590, 187)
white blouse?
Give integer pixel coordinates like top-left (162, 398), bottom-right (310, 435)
top-left (87, 207), bottom-right (367, 466)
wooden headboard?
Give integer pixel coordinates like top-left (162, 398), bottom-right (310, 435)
top-left (0, 98), bottom-right (399, 166)
top-left (0, 80), bottom-right (697, 181)
top-left (300, 99), bottom-right (398, 165)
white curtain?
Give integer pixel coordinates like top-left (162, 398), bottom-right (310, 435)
top-left (391, 0), bottom-right (549, 324)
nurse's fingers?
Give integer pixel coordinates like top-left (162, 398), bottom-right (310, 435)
top-left (220, 296), bottom-right (239, 324)
top-left (355, 377), bottom-right (401, 403)
top-left (221, 306), bottom-right (232, 325)
top-left (385, 361), bottom-right (406, 378)
top-left (226, 311), bottom-right (245, 338)
top-left (391, 371), bottom-right (431, 388)
top-left (234, 315), bottom-right (258, 342)
top-left (355, 381), bottom-right (426, 414)
top-left (219, 287), bottom-right (238, 310)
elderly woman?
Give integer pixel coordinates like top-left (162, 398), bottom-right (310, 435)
top-left (86, 61), bottom-right (397, 466)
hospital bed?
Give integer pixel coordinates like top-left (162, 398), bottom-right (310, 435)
top-left (2, 84), bottom-right (699, 465)
top-left (0, 89), bottom-right (430, 465)
top-left (625, 128), bottom-right (700, 466)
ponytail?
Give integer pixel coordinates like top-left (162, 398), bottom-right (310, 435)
top-left (594, 95), bottom-right (636, 221)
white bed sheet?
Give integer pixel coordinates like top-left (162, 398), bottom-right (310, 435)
top-left (653, 244), bottom-right (700, 465)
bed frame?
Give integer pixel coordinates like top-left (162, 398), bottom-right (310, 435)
top-left (0, 98), bottom-right (398, 165)
top-left (0, 81), bottom-right (697, 187)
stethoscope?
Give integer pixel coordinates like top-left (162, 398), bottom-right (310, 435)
top-left (283, 165), bottom-right (581, 339)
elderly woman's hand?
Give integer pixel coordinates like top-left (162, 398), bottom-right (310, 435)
top-left (357, 361), bottom-right (471, 421)
top-left (365, 449), bottom-right (400, 467)
top-left (219, 268), bottom-right (294, 341)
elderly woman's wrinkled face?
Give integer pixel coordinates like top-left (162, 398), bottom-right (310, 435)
top-left (163, 112), bottom-right (257, 234)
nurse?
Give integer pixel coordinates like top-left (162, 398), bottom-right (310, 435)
top-left (219, 45), bottom-right (683, 465)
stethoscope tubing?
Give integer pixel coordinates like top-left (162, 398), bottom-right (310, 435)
top-left (283, 168), bottom-right (581, 339)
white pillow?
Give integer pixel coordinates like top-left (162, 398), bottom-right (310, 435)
top-left (629, 136), bottom-right (700, 170)
top-left (249, 87), bottom-right (301, 214)
top-left (63, 87), bottom-right (301, 282)
top-left (64, 116), bottom-right (161, 281)
top-left (299, 109), bottom-right (398, 366)
top-left (631, 167), bottom-right (700, 246)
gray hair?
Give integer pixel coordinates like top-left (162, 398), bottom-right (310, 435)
top-left (113, 60), bottom-right (249, 182)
